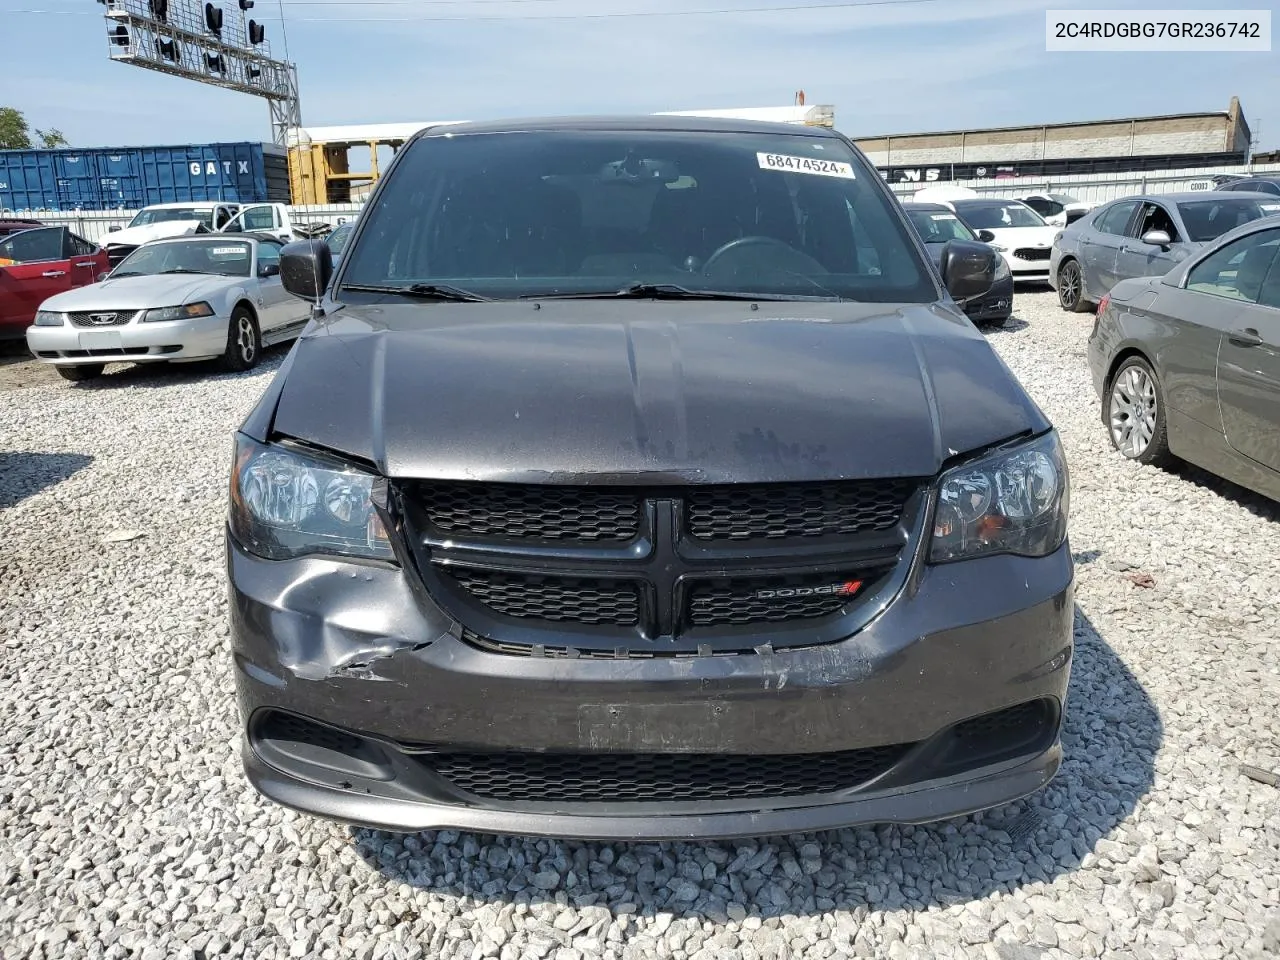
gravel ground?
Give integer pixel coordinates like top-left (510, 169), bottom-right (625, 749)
top-left (1, 292), bottom-right (1279, 960)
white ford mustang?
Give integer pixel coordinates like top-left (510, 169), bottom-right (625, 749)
top-left (26, 234), bottom-right (310, 381)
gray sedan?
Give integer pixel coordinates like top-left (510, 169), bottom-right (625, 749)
top-left (1050, 191), bottom-right (1280, 312)
top-left (1087, 216), bottom-right (1280, 500)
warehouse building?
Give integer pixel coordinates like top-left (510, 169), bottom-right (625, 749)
top-left (858, 97), bottom-right (1252, 184)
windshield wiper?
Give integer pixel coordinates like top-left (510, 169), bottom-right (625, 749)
top-left (108, 270), bottom-right (143, 278)
top-left (342, 282), bottom-right (491, 302)
top-left (159, 268), bottom-right (207, 275)
top-left (528, 282), bottom-right (806, 302)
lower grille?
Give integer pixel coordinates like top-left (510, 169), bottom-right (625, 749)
top-left (69, 310), bottom-right (136, 328)
top-left (1013, 248), bottom-right (1050, 261)
top-left (427, 745), bottom-right (911, 803)
top-left (688, 572), bottom-right (869, 626)
top-left (447, 569), bottom-right (640, 626)
top-left (952, 700), bottom-right (1048, 741)
top-left (260, 711), bottom-right (366, 754)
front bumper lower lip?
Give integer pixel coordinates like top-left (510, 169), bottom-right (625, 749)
top-left (242, 738), bottom-right (1061, 841)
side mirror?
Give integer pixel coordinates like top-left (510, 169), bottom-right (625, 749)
top-left (1141, 229), bottom-right (1172, 248)
top-left (259, 262), bottom-right (281, 278)
top-left (280, 239), bottom-right (333, 301)
top-left (940, 239), bottom-right (997, 303)
top-left (976, 229), bottom-right (996, 243)
top-left (108, 225), bottom-right (122, 233)
top-left (97, 271), bottom-right (111, 283)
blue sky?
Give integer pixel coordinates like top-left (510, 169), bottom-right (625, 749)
top-left (5, 0), bottom-right (1278, 149)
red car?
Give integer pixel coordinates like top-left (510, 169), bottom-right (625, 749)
top-left (0, 226), bottom-right (110, 339)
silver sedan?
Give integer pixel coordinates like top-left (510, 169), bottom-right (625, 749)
top-left (1050, 191), bottom-right (1280, 313)
top-left (26, 234), bottom-right (310, 381)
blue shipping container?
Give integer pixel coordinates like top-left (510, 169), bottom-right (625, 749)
top-left (0, 142), bottom-right (290, 212)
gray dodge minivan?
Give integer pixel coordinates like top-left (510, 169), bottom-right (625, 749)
top-left (227, 115), bottom-right (1072, 840)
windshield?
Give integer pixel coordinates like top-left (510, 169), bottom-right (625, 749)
top-left (339, 129), bottom-right (932, 303)
top-left (953, 201), bottom-right (1047, 229)
top-left (112, 239), bottom-right (252, 277)
top-left (1176, 198), bottom-right (1280, 242)
top-left (326, 222), bottom-right (354, 254)
top-left (904, 208), bottom-right (975, 244)
top-left (1048, 194), bottom-right (1078, 204)
top-left (128, 207), bottom-right (215, 229)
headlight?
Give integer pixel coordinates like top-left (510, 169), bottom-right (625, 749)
top-left (229, 435), bottom-right (395, 562)
top-left (988, 243), bottom-right (1009, 253)
top-left (930, 431), bottom-right (1068, 563)
top-left (992, 257), bottom-right (1011, 281)
top-left (142, 302), bottom-right (215, 323)
top-left (33, 310), bottom-right (64, 326)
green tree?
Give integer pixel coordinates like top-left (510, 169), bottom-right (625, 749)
top-left (36, 128), bottom-right (69, 148)
top-left (0, 107), bottom-right (30, 149)
top-left (0, 108), bottom-right (70, 150)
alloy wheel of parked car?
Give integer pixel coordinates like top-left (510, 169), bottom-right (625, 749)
top-left (1106, 358), bottom-right (1171, 466)
top-left (223, 308), bottom-right (261, 372)
top-left (1057, 260), bottom-right (1089, 313)
top-left (56, 363), bottom-right (105, 382)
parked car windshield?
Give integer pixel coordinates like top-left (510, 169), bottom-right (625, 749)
top-left (903, 207), bottom-right (976, 243)
top-left (112, 239), bottom-right (252, 277)
top-left (326, 222), bottom-right (354, 255)
top-left (128, 207), bottom-right (215, 229)
top-left (1175, 197), bottom-right (1280, 242)
top-left (340, 129), bottom-right (933, 302)
top-left (952, 201), bottom-right (1047, 229)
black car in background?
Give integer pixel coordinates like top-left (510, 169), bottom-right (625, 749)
top-left (229, 115), bottom-right (1071, 840)
top-left (903, 203), bottom-right (1014, 325)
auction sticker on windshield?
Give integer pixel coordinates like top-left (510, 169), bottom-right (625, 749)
top-left (757, 153), bottom-right (856, 179)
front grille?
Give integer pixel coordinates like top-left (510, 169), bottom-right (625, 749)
top-left (686, 481), bottom-right (911, 541)
top-left (417, 482), bottom-right (641, 542)
top-left (447, 569), bottom-right (640, 626)
top-left (409, 478), bottom-right (919, 654)
top-left (688, 572), bottom-right (869, 626)
top-left (106, 246), bottom-right (137, 267)
top-left (68, 310), bottom-right (136, 328)
top-left (1013, 248), bottom-right (1051, 262)
top-left (427, 745), bottom-right (911, 803)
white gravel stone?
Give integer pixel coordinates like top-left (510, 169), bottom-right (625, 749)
top-left (1, 293), bottom-right (1279, 959)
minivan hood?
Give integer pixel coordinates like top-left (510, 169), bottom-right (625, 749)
top-left (269, 300), bottom-right (1047, 483)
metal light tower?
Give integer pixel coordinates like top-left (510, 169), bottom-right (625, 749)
top-left (100, 0), bottom-right (301, 145)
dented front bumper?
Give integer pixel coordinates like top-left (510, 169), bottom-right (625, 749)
top-left (228, 532), bottom-right (1073, 839)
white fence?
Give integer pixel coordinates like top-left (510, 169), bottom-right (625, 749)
top-left (885, 162), bottom-right (1280, 203)
top-left (12, 160), bottom-right (1280, 241)
top-left (17, 204), bottom-right (366, 244)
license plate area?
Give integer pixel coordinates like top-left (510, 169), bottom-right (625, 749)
top-left (78, 331), bottom-right (122, 350)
